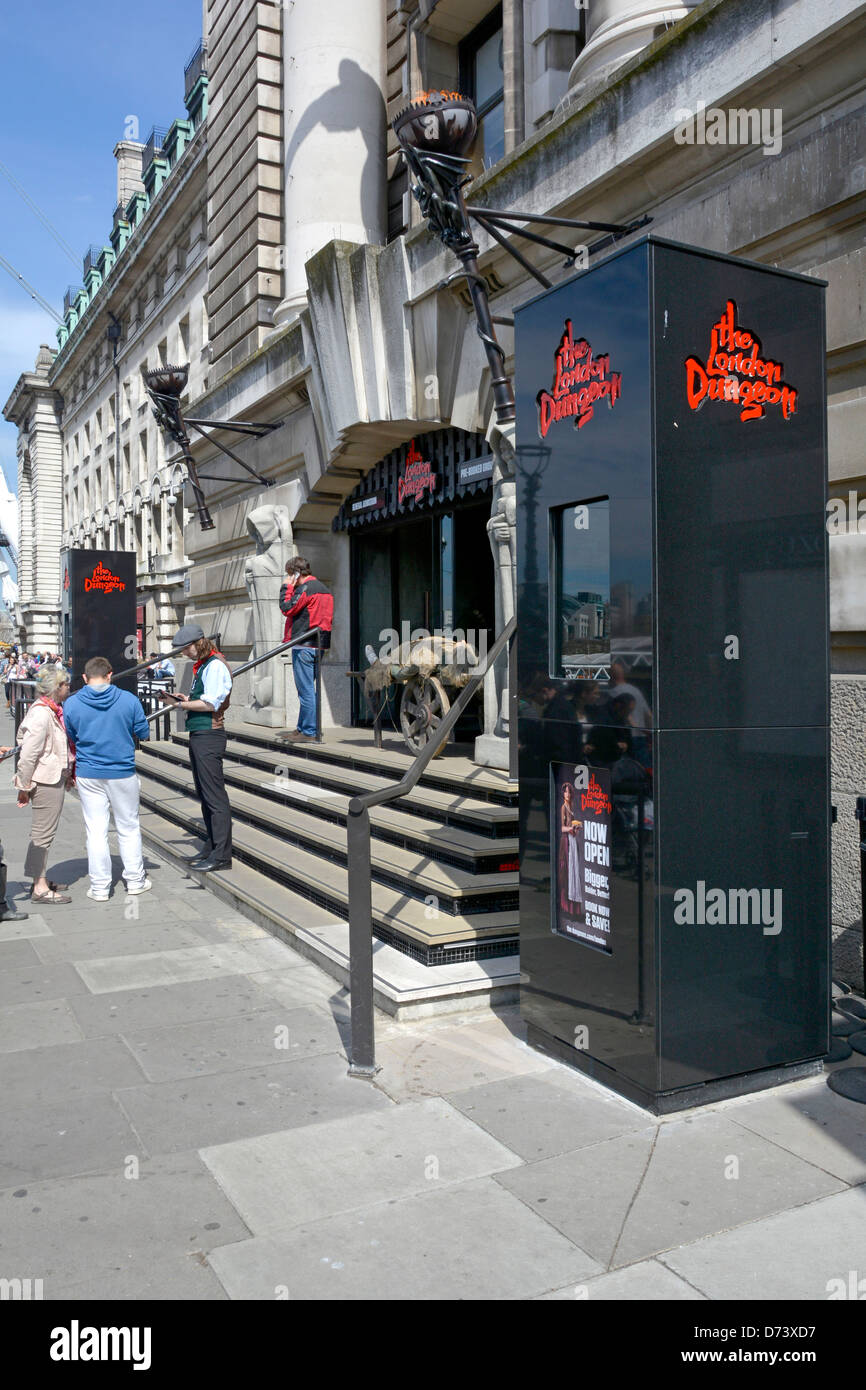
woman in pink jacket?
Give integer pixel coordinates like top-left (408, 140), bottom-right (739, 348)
top-left (15, 666), bottom-right (74, 904)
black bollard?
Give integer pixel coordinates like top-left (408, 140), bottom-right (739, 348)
top-left (826, 797), bottom-right (866, 1102)
top-left (857, 797), bottom-right (866, 996)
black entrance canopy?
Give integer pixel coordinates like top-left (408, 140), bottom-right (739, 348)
top-left (333, 428), bottom-right (494, 531)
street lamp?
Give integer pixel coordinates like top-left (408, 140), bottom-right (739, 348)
top-left (393, 89), bottom-right (650, 422)
top-left (141, 364), bottom-right (214, 531)
top-left (142, 364), bottom-right (282, 532)
top-left (393, 91), bottom-right (514, 425)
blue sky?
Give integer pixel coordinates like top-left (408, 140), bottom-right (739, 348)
top-left (0, 0), bottom-right (203, 496)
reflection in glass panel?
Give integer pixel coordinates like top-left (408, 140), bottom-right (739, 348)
top-left (475, 30), bottom-right (503, 106)
top-left (479, 102), bottom-right (505, 168)
top-left (554, 498), bottom-right (611, 679)
top-left (439, 513), bottom-right (454, 627)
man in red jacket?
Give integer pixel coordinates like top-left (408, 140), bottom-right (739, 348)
top-left (277, 556), bottom-right (334, 742)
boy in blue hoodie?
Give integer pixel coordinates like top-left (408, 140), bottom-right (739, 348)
top-left (63, 655), bottom-right (151, 901)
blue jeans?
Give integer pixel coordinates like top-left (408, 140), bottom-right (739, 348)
top-left (292, 648), bottom-right (319, 737)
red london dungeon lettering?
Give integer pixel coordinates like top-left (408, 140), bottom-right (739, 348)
top-left (397, 440), bottom-right (438, 504)
top-left (537, 320), bottom-right (623, 438)
top-left (685, 300), bottom-right (798, 423)
top-left (83, 562), bottom-right (126, 594)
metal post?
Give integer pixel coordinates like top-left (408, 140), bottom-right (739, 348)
top-left (315, 629), bottom-right (323, 743)
top-left (508, 630), bottom-right (518, 782)
top-left (346, 802), bottom-right (378, 1077)
top-left (344, 618), bottom-right (514, 1081)
top-left (857, 797), bottom-right (866, 993)
top-left (453, 211), bottom-right (516, 425)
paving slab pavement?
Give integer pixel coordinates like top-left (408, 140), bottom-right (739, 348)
top-left (0, 707), bottom-right (865, 1301)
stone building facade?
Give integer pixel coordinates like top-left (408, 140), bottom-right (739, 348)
top-left (4, 0), bottom-right (865, 967)
top-left (3, 43), bottom-right (211, 654)
top-left (178, 0), bottom-right (866, 968)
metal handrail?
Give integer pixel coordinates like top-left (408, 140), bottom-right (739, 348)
top-left (2, 678), bottom-right (39, 759)
top-left (141, 627), bottom-right (324, 726)
top-left (346, 615), bottom-right (517, 1077)
top-left (113, 633), bottom-right (221, 684)
top-left (2, 630), bottom-right (327, 754)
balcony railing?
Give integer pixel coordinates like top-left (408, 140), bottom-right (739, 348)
top-left (143, 126), bottom-right (169, 167)
top-left (184, 39), bottom-right (207, 101)
top-left (83, 244), bottom-right (104, 277)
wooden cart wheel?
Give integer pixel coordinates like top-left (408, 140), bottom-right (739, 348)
top-left (399, 675), bottom-right (450, 756)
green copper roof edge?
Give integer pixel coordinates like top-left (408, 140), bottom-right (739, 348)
top-left (50, 121), bottom-right (206, 371)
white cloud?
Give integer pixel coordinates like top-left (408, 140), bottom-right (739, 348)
top-left (0, 296), bottom-right (58, 382)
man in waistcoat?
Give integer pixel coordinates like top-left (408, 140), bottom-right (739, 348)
top-left (163, 624), bottom-right (233, 873)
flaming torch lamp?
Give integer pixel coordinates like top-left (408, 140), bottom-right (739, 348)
top-left (392, 90), bottom-right (650, 425)
top-left (142, 365), bottom-right (282, 532)
top-left (142, 364), bottom-right (214, 530)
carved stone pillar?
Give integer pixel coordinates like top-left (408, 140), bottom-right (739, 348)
top-left (243, 503), bottom-right (294, 725)
top-left (475, 418), bottom-right (516, 771)
top-left (568, 1), bottom-right (699, 93)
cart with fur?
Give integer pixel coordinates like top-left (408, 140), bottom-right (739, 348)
top-left (360, 634), bottom-right (479, 755)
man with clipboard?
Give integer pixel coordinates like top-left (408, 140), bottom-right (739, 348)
top-left (159, 624), bottom-right (233, 873)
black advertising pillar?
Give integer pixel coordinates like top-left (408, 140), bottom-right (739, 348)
top-left (61, 549), bottom-right (138, 694)
top-left (515, 236), bottom-right (829, 1112)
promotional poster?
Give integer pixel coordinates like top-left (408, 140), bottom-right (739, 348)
top-left (552, 762), bottom-right (613, 953)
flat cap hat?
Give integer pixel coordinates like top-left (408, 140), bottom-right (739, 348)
top-left (173, 622), bottom-right (205, 647)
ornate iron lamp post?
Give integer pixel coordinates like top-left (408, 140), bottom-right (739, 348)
top-left (142, 364), bottom-right (214, 530)
top-left (142, 364), bottom-right (282, 532)
top-left (393, 92), bottom-right (515, 424)
top-left (392, 90), bottom-right (650, 419)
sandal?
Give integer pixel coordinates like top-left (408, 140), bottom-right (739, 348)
top-left (31, 890), bottom-right (72, 904)
top-left (29, 880), bottom-right (68, 896)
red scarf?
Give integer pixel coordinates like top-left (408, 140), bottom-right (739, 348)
top-left (38, 693), bottom-right (66, 728)
top-left (192, 648), bottom-right (227, 677)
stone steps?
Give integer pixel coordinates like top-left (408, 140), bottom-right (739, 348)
top-left (135, 728), bottom-right (519, 976)
top-left (168, 733), bottom-right (518, 838)
top-left (140, 740), bottom-right (519, 870)
top-left (137, 752), bottom-right (518, 915)
top-left (220, 725), bottom-right (519, 806)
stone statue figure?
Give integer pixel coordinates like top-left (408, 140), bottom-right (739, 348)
top-left (475, 418), bottom-right (517, 770)
top-left (243, 504), bottom-right (294, 721)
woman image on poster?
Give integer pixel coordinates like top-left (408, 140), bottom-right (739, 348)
top-left (558, 781), bottom-right (584, 920)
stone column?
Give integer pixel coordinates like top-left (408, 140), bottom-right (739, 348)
top-left (475, 418), bottom-right (517, 772)
top-left (16, 439), bottom-right (33, 628)
top-left (503, 0), bottom-right (525, 154)
top-left (568, 1), bottom-right (699, 92)
top-left (3, 346), bottom-right (63, 650)
top-left (271, 0), bottom-right (387, 327)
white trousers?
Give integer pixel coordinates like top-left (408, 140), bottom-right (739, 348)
top-left (76, 774), bottom-right (146, 892)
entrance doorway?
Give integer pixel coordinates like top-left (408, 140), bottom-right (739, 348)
top-left (351, 501), bottom-right (495, 731)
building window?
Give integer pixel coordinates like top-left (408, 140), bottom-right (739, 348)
top-left (459, 6), bottom-right (505, 170)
